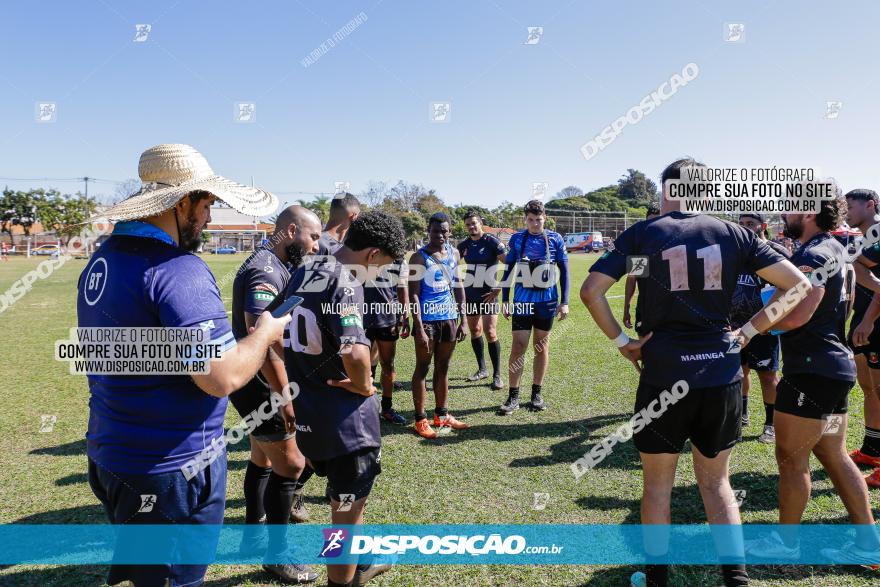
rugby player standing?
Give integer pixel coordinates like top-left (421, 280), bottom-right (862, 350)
top-left (278, 211), bottom-right (406, 586)
top-left (231, 205), bottom-right (322, 583)
top-left (457, 210), bottom-right (507, 390)
top-left (499, 200), bottom-right (570, 415)
top-left (319, 193), bottom-right (360, 254)
top-left (581, 158), bottom-right (810, 587)
top-left (408, 212), bottom-right (469, 439)
top-left (844, 189), bottom-right (880, 486)
top-left (731, 213), bottom-right (791, 444)
top-left (747, 192), bottom-right (880, 564)
top-left (364, 256), bottom-right (410, 425)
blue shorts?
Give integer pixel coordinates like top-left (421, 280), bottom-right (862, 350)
top-left (740, 333), bottom-right (780, 371)
top-left (87, 452), bottom-right (227, 587)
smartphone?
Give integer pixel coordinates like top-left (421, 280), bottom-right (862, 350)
top-left (271, 295), bottom-right (304, 318)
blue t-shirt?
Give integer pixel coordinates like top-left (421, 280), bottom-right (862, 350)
top-left (282, 257), bottom-right (379, 461)
top-left (781, 233), bottom-right (856, 381)
top-left (418, 244), bottom-right (459, 321)
top-left (591, 212), bottom-right (784, 389)
top-left (503, 230), bottom-right (569, 304)
top-left (78, 221), bottom-right (237, 474)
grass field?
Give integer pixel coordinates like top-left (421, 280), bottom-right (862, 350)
top-left (1, 252), bottom-right (879, 586)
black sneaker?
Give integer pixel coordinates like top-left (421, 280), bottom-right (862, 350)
top-left (262, 563), bottom-right (318, 584)
top-left (529, 392), bottom-right (546, 411)
top-left (353, 562), bottom-right (393, 585)
top-left (393, 380), bottom-right (404, 390)
top-left (741, 411), bottom-right (750, 427)
top-left (467, 369), bottom-right (489, 382)
top-left (289, 490), bottom-right (309, 523)
top-left (490, 374), bottom-right (503, 390)
top-left (498, 393), bottom-right (519, 415)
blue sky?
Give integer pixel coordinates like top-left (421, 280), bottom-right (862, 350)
top-left (2, 0), bottom-right (878, 211)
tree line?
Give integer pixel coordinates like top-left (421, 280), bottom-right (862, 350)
top-left (297, 169), bottom-right (658, 246)
top-left (2, 168), bottom-right (657, 246)
top-left (1, 188), bottom-right (97, 244)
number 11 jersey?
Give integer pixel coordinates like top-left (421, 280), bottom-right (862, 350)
top-left (591, 211), bottom-right (786, 388)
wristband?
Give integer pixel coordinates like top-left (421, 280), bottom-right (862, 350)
top-left (613, 331), bottom-right (630, 348)
top-left (740, 321), bottom-right (759, 340)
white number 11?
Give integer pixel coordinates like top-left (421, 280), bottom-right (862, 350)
top-left (661, 244), bottom-right (722, 291)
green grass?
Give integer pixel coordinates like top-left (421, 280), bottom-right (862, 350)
top-left (1, 253), bottom-right (878, 586)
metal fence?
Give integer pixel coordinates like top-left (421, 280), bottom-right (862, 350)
top-left (545, 209), bottom-right (638, 239)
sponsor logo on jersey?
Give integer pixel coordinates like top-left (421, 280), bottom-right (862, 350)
top-left (680, 351), bottom-right (725, 362)
top-left (736, 274), bottom-right (758, 287)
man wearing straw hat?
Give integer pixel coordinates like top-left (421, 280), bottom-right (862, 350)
top-left (79, 144), bottom-right (292, 587)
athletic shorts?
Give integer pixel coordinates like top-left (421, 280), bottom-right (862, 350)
top-left (848, 322), bottom-right (880, 369)
top-left (366, 325), bottom-right (399, 342)
top-left (634, 380), bottom-right (742, 457)
top-left (422, 319), bottom-right (458, 342)
top-left (229, 376), bottom-right (293, 442)
top-left (775, 373), bottom-right (852, 420)
top-left (88, 454), bottom-right (226, 587)
top-left (511, 300), bottom-right (557, 332)
top-left (740, 333), bottom-right (780, 371)
top-left (309, 446), bottom-right (381, 503)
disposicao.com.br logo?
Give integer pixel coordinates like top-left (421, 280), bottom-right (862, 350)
top-left (323, 530), bottom-right (563, 558)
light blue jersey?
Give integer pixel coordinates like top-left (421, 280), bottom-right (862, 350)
top-left (418, 243), bottom-right (459, 321)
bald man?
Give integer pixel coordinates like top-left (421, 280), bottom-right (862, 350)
top-left (230, 206), bottom-right (323, 583)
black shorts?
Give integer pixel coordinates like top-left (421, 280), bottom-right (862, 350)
top-left (422, 319), bottom-right (458, 342)
top-left (228, 376), bottom-right (293, 442)
top-left (309, 446), bottom-right (381, 502)
top-left (848, 322), bottom-right (880, 369)
top-left (634, 380), bottom-right (742, 457)
top-left (775, 373), bottom-right (852, 420)
top-left (511, 300), bottom-right (557, 332)
top-left (740, 333), bottom-right (780, 371)
top-left (366, 325), bottom-right (399, 342)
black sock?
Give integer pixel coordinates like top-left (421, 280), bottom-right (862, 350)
top-left (645, 564), bottom-right (668, 587)
top-left (488, 340), bottom-right (501, 377)
top-left (531, 384), bottom-right (542, 397)
top-left (264, 471), bottom-right (297, 555)
top-left (327, 580), bottom-right (352, 587)
top-left (435, 406), bottom-right (448, 417)
top-left (508, 387), bottom-right (520, 399)
top-left (416, 411), bottom-right (428, 421)
top-left (764, 402), bottom-right (774, 427)
top-left (294, 467), bottom-right (313, 492)
top-left (244, 461), bottom-right (272, 524)
top-left (741, 395), bottom-right (748, 413)
top-left (863, 426), bottom-right (880, 457)
top-left (471, 336), bottom-right (486, 372)
top-left (721, 564), bottom-right (749, 587)
top-left (381, 396), bottom-right (392, 412)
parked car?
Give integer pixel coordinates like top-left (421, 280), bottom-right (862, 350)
top-left (214, 245), bottom-right (237, 254)
top-left (32, 244), bottom-right (61, 256)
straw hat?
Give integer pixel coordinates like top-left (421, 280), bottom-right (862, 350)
top-left (100, 144), bottom-right (278, 221)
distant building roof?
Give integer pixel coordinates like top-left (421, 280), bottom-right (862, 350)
top-left (208, 206), bottom-right (264, 228)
